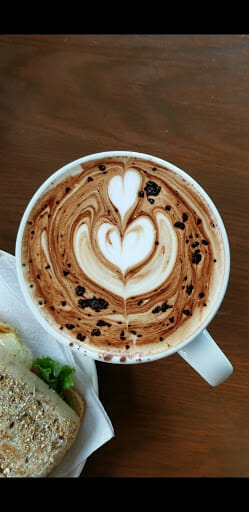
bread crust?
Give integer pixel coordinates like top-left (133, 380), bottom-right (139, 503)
top-left (0, 346), bottom-right (82, 477)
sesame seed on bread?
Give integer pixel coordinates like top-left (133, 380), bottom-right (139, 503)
top-left (0, 345), bottom-right (82, 477)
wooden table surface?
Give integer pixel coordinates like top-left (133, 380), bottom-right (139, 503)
top-left (0, 34), bottom-right (248, 478)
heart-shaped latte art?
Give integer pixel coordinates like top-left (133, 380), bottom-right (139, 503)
top-left (74, 211), bottom-right (178, 299)
top-left (97, 217), bottom-right (156, 274)
top-left (108, 170), bottom-right (141, 221)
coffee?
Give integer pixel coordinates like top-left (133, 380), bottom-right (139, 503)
top-left (21, 155), bottom-right (226, 361)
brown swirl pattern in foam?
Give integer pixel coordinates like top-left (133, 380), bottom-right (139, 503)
top-left (21, 156), bottom-right (226, 360)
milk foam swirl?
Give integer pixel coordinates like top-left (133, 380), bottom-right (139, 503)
top-left (21, 156), bottom-right (225, 360)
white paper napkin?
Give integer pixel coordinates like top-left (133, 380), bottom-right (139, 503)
top-left (0, 250), bottom-right (114, 477)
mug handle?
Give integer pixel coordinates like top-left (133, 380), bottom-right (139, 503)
top-left (178, 329), bottom-right (233, 386)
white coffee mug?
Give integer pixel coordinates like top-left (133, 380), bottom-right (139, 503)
top-left (15, 151), bottom-right (233, 386)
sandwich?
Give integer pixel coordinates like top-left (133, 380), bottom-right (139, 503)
top-left (0, 321), bottom-right (84, 477)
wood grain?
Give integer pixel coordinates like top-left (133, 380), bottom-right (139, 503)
top-left (0, 34), bottom-right (248, 477)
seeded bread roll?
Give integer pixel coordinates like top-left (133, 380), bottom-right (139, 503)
top-left (0, 345), bottom-right (82, 477)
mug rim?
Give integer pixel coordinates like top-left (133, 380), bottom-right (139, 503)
top-left (15, 151), bottom-right (230, 364)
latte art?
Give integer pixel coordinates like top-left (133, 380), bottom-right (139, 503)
top-left (108, 170), bottom-right (141, 222)
top-left (21, 156), bottom-right (226, 361)
top-left (96, 216), bottom-right (156, 276)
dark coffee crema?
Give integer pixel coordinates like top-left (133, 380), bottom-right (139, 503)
top-left (21, 156), bottom-right (226, 361)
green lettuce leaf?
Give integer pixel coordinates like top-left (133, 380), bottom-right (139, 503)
top-left (32, 356), bottom-right (75, 400)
